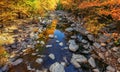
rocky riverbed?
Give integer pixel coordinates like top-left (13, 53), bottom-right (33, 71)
top-left (0, 10), bottom-right (120, 72)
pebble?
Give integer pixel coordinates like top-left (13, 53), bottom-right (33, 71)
top-left (35, 58), bottom-right (43, 64)
top-left (98, 53), bottom-right (105, 59)
top-left (106, 66), bottom-right (115, 72)
top-left (49, 53), bottom-right (55, 60)
top-left (65, 27), bottom-right (73, 32)
top-left (54, 35), bottom-right (57, 38)
top-left (93, 68), bottom-right (100, 72)
top-left (100, 43), bottom-right (106, 46)
top-left (40, 41), bottom-right (45, 45)
top-left (88, 57), bottom-right (96, 68)
top-left (61, 62), bottom-right (66, 67)
top-left (117, 58), bottom-right (120, 63)
top-left (46, 45), bottom-right (52, 48)
top-left (48, 34), bottom-right (54, 38)
top-left (93, 42), bottom-right (101, 48)
top-left (59, 42), bottom-right (63, 46)
top-left (56, 40), bottom-right (60, 43)
top-left (32, 53), bottom-right (37, 56)
top-left (112, 47), bottom-right (119, 52)
top-left (27, 65), bottom-right (32, 70)
top-left (12, 58), bottom-right (23, 66)
top-left (87, 34), bottom-right (95, 41)
top-left (81, 39), bottom-right (88, 43)
top-left (71, 36), bottom-right (77, 39)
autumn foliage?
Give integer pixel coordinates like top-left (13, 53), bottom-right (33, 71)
top-left (0, 0), bottom-right (58, 24)
top-left (61, 0), bottom-right (120, 20)
top-left (60, 0), bottom-right (120, 34)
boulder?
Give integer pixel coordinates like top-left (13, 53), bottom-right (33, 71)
top-left (68, 40), bottom-right (79, 52)
top-left (71, 54), bottom-right (87, 68)
top-left (49, 62), bottom-right (65, 72)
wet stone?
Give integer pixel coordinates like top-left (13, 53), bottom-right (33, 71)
top-left (59, 42), bottom-right (64, 46)
top-left (46, 45), bottom-right (52, 48)
top-left (48, 34), bottom-right (54, 38)
top-left (49, 53), bottom-right (55, 60)
top-left (49, 62), bottom-right (65, 72)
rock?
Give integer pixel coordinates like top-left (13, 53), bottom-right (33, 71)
top-left (27, 65), bottom-right (32, 70)
top-left (65, 28), bottom-right (73, 32)
top-left (77, 34), bottom-right (83, 42)
top-left (93, 42), bottom-right (101, 48)
top-left (81, 39), bottom-right (88, 44)
top-left (59, 42), bottom-right (63, 46)
top-left (106, 66), bottom-right (115, 72)
top-left (56, 40), bottom-right (60, 43)
top-left (36, 58), bottom-right (43, 64)
top-left (98, 53), bottom-right (105, 59)
top-left (64, 47), bottom-right (68, 49)
top-left (83, 43), bottom-right (90, 49)
top-left (49, 62), bottom-right (65, 72)
top-left (46, 45), bottom-right (52, 48)
top-left (71, 36), bottom-right (77, 39)
top-left (100, 43), bottom-right (106, 46)
top-left (1, 64), bottom-right (8, 71)
top-left (40, 41), bottom-right (45, 45)
top-left (112, 47), bottom-right (119, 52)
top-left (87, 34), bottom-right (95, 41)
top-left (12, 58), bottom-right (23, 66)
top-left (49, 53), bottom-right (55, 60)
top-left (48, 34), bottom-right (54, 38)
top-left (78, 27), bottom-right (87, 35)
top-left (36, 41), bottom-right (40, 43)
top-left (71, 54), bottom-right (87, 68)
top-left (93, 68), bottom-right (100, 72)
top-left (30, 32), bottom-right (34, 38)
top-left (68, 40), bottom-right (79, 52)
top-left (32, 53), bottom-right (37, 56)
top-left (88, 57), bottom-right (96, 68)
top-left (11, 44), bottom-right (17, 49)
top-left (61, 62), bottom-right (66, 67)
top-left (117, 58), bottom-right (120, 63)
top-left (98, 35), bottom-right (110, 43)
top-left (27, 45), bottom-right (32, 48)
top-left (71, 54), bottom-right (87, 63)
top-left (71, 61), bottom-right (81, 68)
top-left (69, 43), bottom-right (79, 52)
top-left (54, 35), bottom-right (57, 38)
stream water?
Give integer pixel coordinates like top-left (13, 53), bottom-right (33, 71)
top-left (42, 30), bottom-right (79, 72)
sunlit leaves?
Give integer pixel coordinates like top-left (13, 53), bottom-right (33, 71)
top-left (0, 0), bottom-right (58, 24)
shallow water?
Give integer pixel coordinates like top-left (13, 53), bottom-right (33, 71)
top-left (42, 29), bottom-right (79, 72)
